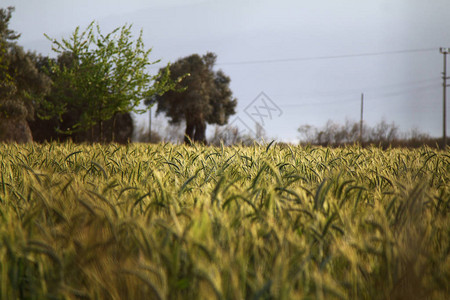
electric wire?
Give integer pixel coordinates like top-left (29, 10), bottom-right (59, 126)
top-left (278, 83), bottom-right (440, 108)
top-left (149, 47), bottom-right (438, 69)
top-left (216, 47), bottom-right (438, 66)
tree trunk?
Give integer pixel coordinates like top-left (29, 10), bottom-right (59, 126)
top-left (185, 111), bottom-right (207, 144)
top-left (112, 114), bottom-right (116, 143)
top-left (98, 103), bottom-right (103, 143)
top-left (184, 121), bottom-right (195, 144)
top-left (194, 119), bottom-right (206, 144)
top-left (0, 117), bottom-right (33, 143)
top-left (100, 120), bottom-right (104, 143)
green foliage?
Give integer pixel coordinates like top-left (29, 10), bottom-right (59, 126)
top-left (0, 7), bottom-right (50, 120)
top-left (0, 143), bottom-right (448, 299)
top-left (43, 22), bottom-right (178, 137)
top-left (0, 7), bottom-right (20, 41)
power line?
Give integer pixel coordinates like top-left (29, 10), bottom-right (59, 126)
top-left (367, 83), bottom-right (440, 99)
top-left (282, 98), bottom-right (360, 108)
top-left (279, 84), bottom-right (440, 108)
top-left (148, 47), bottom-right (437, 70)
top-left (217, 47), bottom-right (438, 66)
top-left (271, 77), bottom-right (440, 99)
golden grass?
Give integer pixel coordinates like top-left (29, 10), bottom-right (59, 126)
top-left (0, 142), bottom-right (448, 299)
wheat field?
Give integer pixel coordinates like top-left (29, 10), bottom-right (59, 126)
top-left (0, 142), bottom-right (448, 299)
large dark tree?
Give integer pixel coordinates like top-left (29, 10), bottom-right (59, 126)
top-left (0, 7), bottom-right (20, 98)
top-left (151, 52), bottom-right (237, 143)
top-left (0, 7), bottom-right (50, 120)
top-left (0, 7), bottom-right (51, 142)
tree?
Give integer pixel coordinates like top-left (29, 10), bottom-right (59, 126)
top-left (151, 52), bottom-right (237, 144)
top-left (0, 7), bottom-right (50, 119)
top-left (29, 52), bottom-right (134, 144)
top-left (42, 22), bottom-right (177, 142)
top-left (0, 7), bottom-right (16, 100)
top-left (0, 7), bottom-right (51, 143)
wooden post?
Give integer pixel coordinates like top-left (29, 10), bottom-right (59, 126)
top-left (149, 107), bottom-right (152, 142)
top-left (360, 93), bottom-right (364, 143)
top-left (440, 48), bottom-right (448, 148)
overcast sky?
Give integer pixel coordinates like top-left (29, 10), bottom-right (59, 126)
top-left (4, 0), bottom-right (450, 142)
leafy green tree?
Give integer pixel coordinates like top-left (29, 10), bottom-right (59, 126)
top-left (151, 52), bottom-right (237, 143)
top-left (43, 22), bottom-right (177, 142)
top-left (0, 7), bottom-right (16, 98)
top-left (0, 7), bottom-right (19, 81)
top-left (0, 7), bottom-right (50, 121)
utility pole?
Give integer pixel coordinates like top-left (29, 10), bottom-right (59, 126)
top-left (440, 47), bottom-right (449, 148)
top-left (149, 107), bottom-right (152, 142)
top-left (360, 93), bottom-right (364, 143)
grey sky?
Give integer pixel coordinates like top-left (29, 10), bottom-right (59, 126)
top-left (4, 0), bottom-right (450, 142)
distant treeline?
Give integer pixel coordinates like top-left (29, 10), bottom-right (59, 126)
top-left (134, 118), bottom-right (445, 148)
top-left (298, 119), bottom-right (446, 148)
